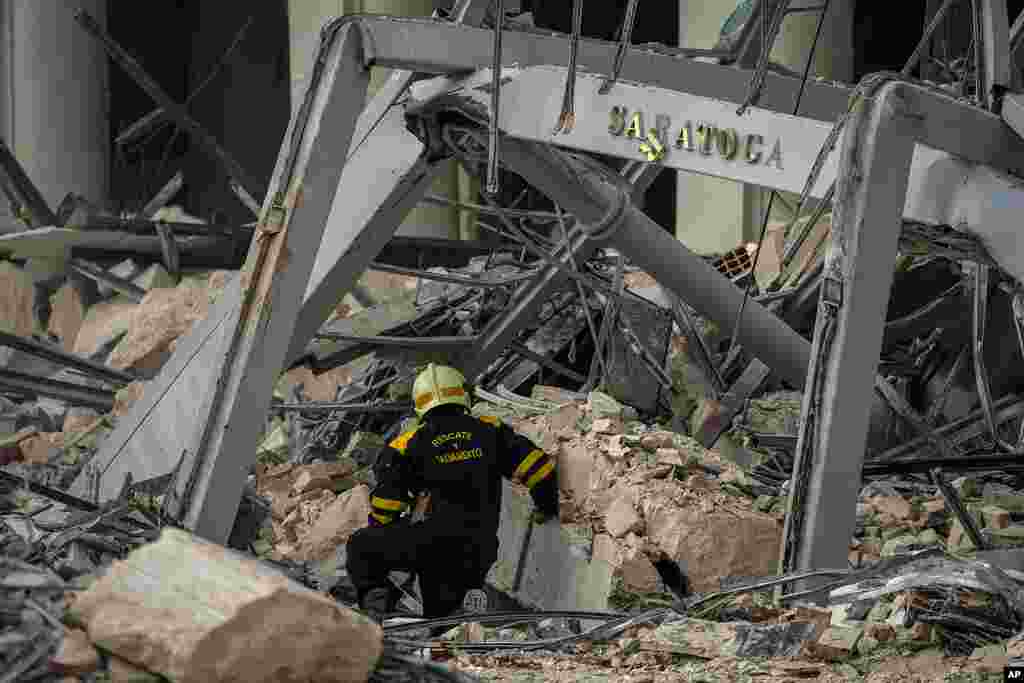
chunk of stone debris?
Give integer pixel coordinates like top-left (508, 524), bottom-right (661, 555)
top-left (655, 448), bottom-right (684, 466)
top-left (288, 485), bottom-right (371, 562)
top-left (290, 462), bottom-right (357, 495)
top-left (48, 281), bottom-right (87, 352)
top-left (587, 391), bottom-right (623, 419)
top-left (968, 644), bottom-right (1008, 674)
top-left (640, 431), bottom-right (675, 451)
top-left (70, 527), bottom-right (382, 683)
top-left (982, 506), bottom-right (1011, 529)
top-left (864, 623), bottom-right (895, 642)
top-left (809, 626), bottom-right (862, 661)
top-left (73, 296), bottom-right (137, 358)
top-left (0, 260), bottom-right (39, 337)
top-left (593, 534), bottom-right (660, 593)
top-left (591, 417), bottom-right (623, 435)
top-left (49, 628), bottom-right (101, 676)
top-left (604, 491), bottom-right (644, 538)
top-left (645, 507), bottom-right (781, 593)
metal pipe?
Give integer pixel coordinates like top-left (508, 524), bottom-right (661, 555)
top-left (0, 330), bottom-right (134, 386)
top-left (0, 368), bottom-right (115, 412)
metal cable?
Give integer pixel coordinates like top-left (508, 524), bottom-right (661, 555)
top-left (556, 204), bottom-right (606, 383)
top-left (972, 265), bottom-right (1018, 452)
top-left (780, 0), bottom-right (962, 267)
top-left (722, 0), bottom-right (831, 367)
top-left (554, 0), bottom-right (585, 134)
top-left (736, 0), bottom-right (791, 116)
top-left (598, 0), bottom-right (642, 95)
top-left (486, 0), bottom-right (506, 195)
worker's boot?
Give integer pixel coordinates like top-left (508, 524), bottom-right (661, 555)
top-left (360, 587), bottom-right (393, 624)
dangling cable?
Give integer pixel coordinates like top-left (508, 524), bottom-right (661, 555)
top-left (736, 0), bottom-right (790, 116)
top-left (722, 0), bottom-right (830, 368)
top-left (486, 0), bottom-right (506, 195)
top-left (554, 0), bottom-right (584, 134)
top-left (598, 0), bottom-right (641, 95)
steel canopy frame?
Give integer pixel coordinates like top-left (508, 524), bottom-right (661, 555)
top-left (74, 11), bottom-right (1024, 569)
top-left (780, 80), bottom-right (1024, 598)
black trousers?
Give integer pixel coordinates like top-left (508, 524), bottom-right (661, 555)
top-left (346, 518), bottom-right (499, 619)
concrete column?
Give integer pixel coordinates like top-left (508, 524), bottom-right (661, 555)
top-left (0, 0), bottom-right (109, 230)
top-left (288, 0), bottom-right (462, 241)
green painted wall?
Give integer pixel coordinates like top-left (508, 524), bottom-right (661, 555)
top-left (675, 0), bottom-right (853, 255)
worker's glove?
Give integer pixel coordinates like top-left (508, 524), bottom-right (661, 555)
top-left (530, 509), bottom-right (556, 525)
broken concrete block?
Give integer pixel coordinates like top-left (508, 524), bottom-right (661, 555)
top-left (72, 296), bottom-right (136, 358)
top-left (0, 261), bottom-right (40, 338)
top-left (644, 506), bottom-right (781, 593)
top-left (48, 282), bottom-right (87, 353)
top-left (916, 528), bottom-right (941, 546)
top-left (655, 448), bottom-right (684, 466)
top-left (587, 391), bottom-right (623, 419)
top-left (289, 485), bottom-right (371, 563)
top-left (17, 433), bottom-right (61, 465)
top-left (809, 626), bottom-right (862, 661)
top-left (864, 622), bottom-right (895, 642)
top-left (49, 628), bottom-right (101, 676)
top-left (967, 643), bottom-right (1009, 674)
top-left (909, 621), bottom-right (932, 641)
top-left (639, 431), bottom-right (675, 451)
top-left (983, 506), bottom-right (1011, 530)
top-left (591, 417), bottom-right (623, 435)
top-left (868, 496), bottom-right (913, 524)
top-left (604, 492), bottom-right (643, 538)
top-left (70, 527), bottom-right (382, 683)
top-left (557, 439), bottom-right (596, 503)
top-left (107, 281), bottom-right (213, 375)
top-left (290, 462), bottom-right (357, 496)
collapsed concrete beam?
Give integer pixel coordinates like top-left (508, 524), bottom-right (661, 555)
top-left (497, 138), bottom-right (813, 390)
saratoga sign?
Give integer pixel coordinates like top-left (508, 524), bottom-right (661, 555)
top-left (608, 105), bottom-right (783, 168)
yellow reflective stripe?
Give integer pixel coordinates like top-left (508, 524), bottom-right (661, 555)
top-left (371, 511), bottom-right (393, 524)
top-left (513, 449), bottom-right (545, 481)
top-left (526, 460), bottom-right (555, 490)
top-left (371, 496), bottom-right (406, 512)
top-left (388, 428), bottom-right (419, 453)
top-left (478, 414), bottom-right (502, 427)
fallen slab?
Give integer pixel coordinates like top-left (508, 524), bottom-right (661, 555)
top-left (69, 527), bottom-right (382, 683)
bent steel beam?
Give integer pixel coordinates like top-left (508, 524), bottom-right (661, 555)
top-left (72, 25), bottom-right (372, 542)
top-left (286, 106), bottom-right (443, 366)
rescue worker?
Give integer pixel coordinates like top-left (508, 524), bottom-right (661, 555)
top-left (346, 363), bottom-right (558, 623)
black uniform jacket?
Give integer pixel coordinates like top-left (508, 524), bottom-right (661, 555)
top-left (368, 410), bottom-right (558, 536)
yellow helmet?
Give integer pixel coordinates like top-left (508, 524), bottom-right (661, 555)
top-left (412, 363), bottom-right (470, 417)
